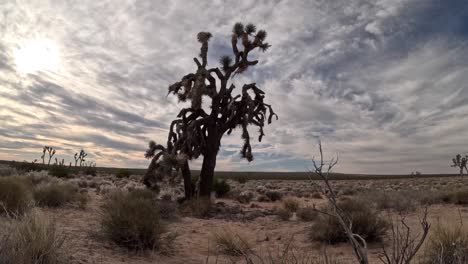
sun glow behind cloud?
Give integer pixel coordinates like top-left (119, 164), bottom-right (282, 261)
top-left (14, 38), bottom-right (60, 74)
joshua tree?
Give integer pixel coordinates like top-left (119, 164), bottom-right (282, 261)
top-left (451, 154), bottom-right (468, 177)
top-left (41, 146), bottom-right (56, 166)
top-left (145, 22), bottom-right (277, 198)
top-left (74, 149), bottom-right (88, 167)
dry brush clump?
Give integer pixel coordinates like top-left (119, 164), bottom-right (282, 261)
top-left (310, 198), bottom-right (389, 244)
top-left (0, 210), bottom-right (66, 264)
top-left (100, 190), bottom-right (166, 250)
top-left (34, 183), bottom-right (88, 208)
top-left (423, 222), bottom-right (468, 264)
top-left (0, 177), bottom-right (33, 216)
top-left (211, 227), bottom-right (253, 256)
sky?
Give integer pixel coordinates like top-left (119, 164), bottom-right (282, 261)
top-left (0, 0), bottom-right (468, 174)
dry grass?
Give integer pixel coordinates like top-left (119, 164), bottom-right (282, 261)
top-left (34, 183), bottom-right (88, 208)
top-left (423, 222), bottom-right (468, 264)
top-left (282, 197), bottom-right (300, 213)
top-left (0, 176), bottom-right (33, 215)
top-left (211, 227), bottom-right (253, 256)
top-left (0, 210), bottom-right (66, 264)
top-left (297, 206), bottom-right (319, 222)
top-left (180, 198), bottom-right (212, 218)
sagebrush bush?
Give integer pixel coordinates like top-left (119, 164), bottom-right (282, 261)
top-left (297, 207), bottom-right (318, 222)
top-left (233, 175), bottom-right (248, 184)
top-left (0, 177), bottom-right (33, 215)
top-left (0, 166), bottom-right (19, 177)
top-left (213, 178), bottom-right (231, 197)
top-left (282, 197), bottom-right (300, 212)
top-left (115, 169), bottom-right (131, 178)
top-left (34, 183), bottom-right (88, 208)
top-left (444, 189), bottom-right (468, 205)
top-left (212, 227), bottom-right (253, 256)
top-left (0, 210), bottom-right (66, 264)
top-left (424, 223), bottom-right (468, 264)
top-left (310, 198), bottom-right (389, 244)
top-left (100, 190), bottom-right (165, 250)
top-left (48, 165), bottom-right (69, 178)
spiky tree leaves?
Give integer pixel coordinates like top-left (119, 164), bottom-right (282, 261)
top-left (145, 22), bottom-right (277, 198)
top-left (451, 154), bottom-right (468, 177)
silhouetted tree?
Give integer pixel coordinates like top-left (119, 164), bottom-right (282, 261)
top-left (144, 22), bottom-right (277, 198)
top-left (41, 146), bottom-right (56, 166)
top-left (451, 154), bottom-right (467, 177)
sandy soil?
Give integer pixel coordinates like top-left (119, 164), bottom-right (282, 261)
top-left (33, 175), bottom-right (468, 264)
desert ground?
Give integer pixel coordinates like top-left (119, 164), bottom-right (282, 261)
top-left (1, 165), bottom-right (468, 264)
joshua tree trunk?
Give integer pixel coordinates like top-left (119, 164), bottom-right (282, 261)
top-left (199, 134), bottom-right (220, 197)
top-left (181, 161), bottom-right (192, 199)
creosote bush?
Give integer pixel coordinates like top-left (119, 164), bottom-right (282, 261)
top-left (116, 168), bottom-right (131, 179)
top-left (0, 177), bottom-right (33, 215)
top-left (310, 198), bottom-right (389, 244)
top-left (213, 177), bottom-right (231, 197)
top-left (100, 190), bottom-right (165, 250)
top-left (212, 227), bottom-right (253, 256)
top-left (0, 210), bottom-right (66, 264)
top-left (48, 165), bottom-right (69, 178)
top-left (276, 207), bottom-right (292, 221)
top-left (34, 183), bottom-right (88, 208)
top-left (423, 223), bottom-right (468, 264)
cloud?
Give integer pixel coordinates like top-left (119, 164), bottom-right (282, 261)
top-left (1, 0), bottom-right (468, 173)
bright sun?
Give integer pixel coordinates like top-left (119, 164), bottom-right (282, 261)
top-left (14, 38), bottom-right (60, 74)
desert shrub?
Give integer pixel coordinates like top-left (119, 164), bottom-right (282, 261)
top-left (282, 197), bottom-right (300, 212)
top-left (311, 192), bottom-right (322, 199)
top-left (212, 227), bottom-right (253, 256)
top-left (115, 169), bottom-right (131, 178)
top-left (266, 190), bottom-right (282, 201)
top-left (276, 207), bottom-right (292, 221)
top-left (236, 191), bottom-right (254, 204)
top-left (34, 183), bottom-right (88, 208)
top-left (0, 165), bottom-right (19, 177)
top-left (11, 161), bottom-right (47, 172)
top-left (233, 175), bottom-right (248, 184)
top-left (213, 178), bottom-right (231, 197)
top-left (180, 198), bottom-right (212, 218)
top-left (423, 223), bottom-right (468, 264)
top-left (360, 191), bottom-right (417, 213)
top-left (297, 207), bottom-right (319, 222)
top-left (82, 166), bottom-right (97, 176)
top-left (128, 188), bottom-right (156, 201)
top-left (0, 177), bottom-right (33, 215)
top-left (0, 210), bottom-right (66, 264)
top-left (100, 190), bottom-right (165, 250)
top-left (157, 200), bottom-right (178, 220)
top-left (24, 170), bottom-right (52, 186)
top-left (48, 165), bottom-right (69, 178)
top-left (444, 189), bottom-right (468, 205)
top-left (310, 198), bottom-right (389, 244)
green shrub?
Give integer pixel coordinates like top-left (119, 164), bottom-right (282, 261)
top-left (48, 165), bottom-right (69, 178)
top-left (310, 198), bottom-right (389, 244)
top-left (0, 210), bottom-right (66, 264)
top-left (34, 183), bottom-right (88, 208)
top-left (115, 169), bottom-right (131, 178)
top-left (297, 207), bottom-right (318, 222)
top-left (359, 191), bottom-right (416, 213)
top-left (11, 161), bottom-right (47, 172)
top-left (444, 189), bottom-right (468, 205)
top-left (213, 178), bottom-right (231, 197)
top-left (0, 177), bottom-right (33, 215)
top-left (100, 190), bottom-right (165, 250)
top-left (424, 223), bottom-right (468, 264)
